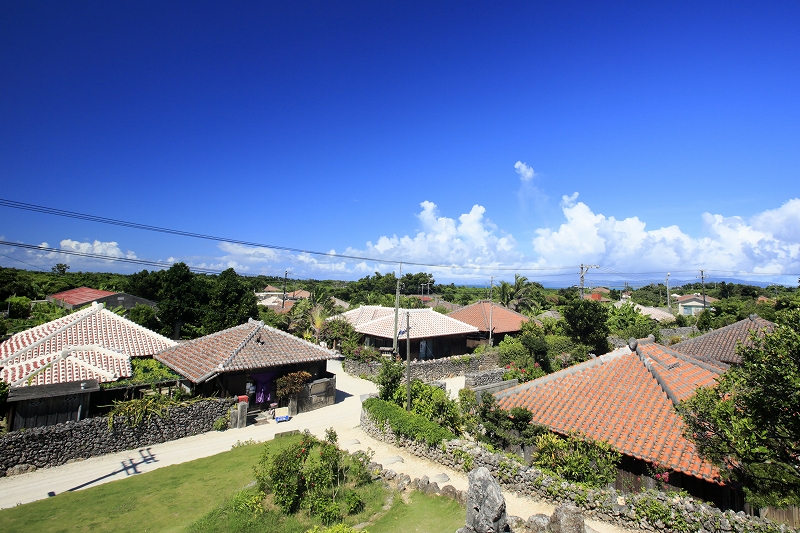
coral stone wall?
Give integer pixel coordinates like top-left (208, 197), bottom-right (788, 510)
top-left (343, 352), bottom-right (499, 382)
top-left (0, 398), bottom-right (234, 477)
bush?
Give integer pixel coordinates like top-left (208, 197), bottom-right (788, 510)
top-left (376, 357), bottom-right (403, 401)
top-left (532, 431), bottom-right (621, 487)
top-left (363, 397), bottom-right (455, 446)
top-left (5, 296), bottom-right (31, 319)
top-left (213, 412), bottom-right (230, 431)
top-left (390, 379), bottom-right (461, 435)
top-left (276, 371), bottom-right (312, 400)
top-left (502, 361), bottom-right (545, 383)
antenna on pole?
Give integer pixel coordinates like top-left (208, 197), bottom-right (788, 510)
top-left (579, 264), bottom-right (599, 298)
top-left (697, 269), bottom-right (707, 311)
top-left (666, 273), bottom-right (671, 310)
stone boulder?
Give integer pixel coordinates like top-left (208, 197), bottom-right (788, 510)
top-left (548, 504), bottom-right (585, 533)
top-left (459, 466), bottom-right (510, 533)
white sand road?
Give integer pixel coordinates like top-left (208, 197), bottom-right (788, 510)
top-left (0, 361), bottom-right (636, 533)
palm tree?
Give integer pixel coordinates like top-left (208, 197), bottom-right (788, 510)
top-left (310, 304), bottom-right (327, 344)
top-left (496, 274), bottom-right (541, 313)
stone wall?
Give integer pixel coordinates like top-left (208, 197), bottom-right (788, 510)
top-left (343, 352), bottom-right (499, 382)
top-left (465, 368), bottom-right (506, 387)
top-left (0, 398), bottom-right (234, 477)
top-left (660, 326), bottom-right (699, 344)
top-left (360, 408), bottom-right (793, 533)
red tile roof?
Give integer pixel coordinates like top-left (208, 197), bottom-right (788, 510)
top-left (495, 338), bottom-right (724, 482)
top-left (155, 319), bottom-right (336, 383)
top-left (48, 287), bottom-right (117, 306)
top-left (672, 315), bottom-right (774, 364)
top-left (0, 303), bottom-right (176, 387)
top-left (447, 301), bottom-right (531, 334)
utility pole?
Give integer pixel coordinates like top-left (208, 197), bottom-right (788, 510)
top-left (698, 270), bottom-right (707, 310)
top-left (405, 311), bottom-right (411, 411)
top-left (579, 264), bottom-right (599, 298)
top-left (488, 276), bottom-right (494, 347)
top-left (666, 273), bottom-right (671, 310)
top-left (393, 263), bottom-right (402, 355)
top-left (282, 270), bottom-right (288, 309)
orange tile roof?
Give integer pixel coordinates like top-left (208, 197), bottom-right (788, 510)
top-left (495, 339), bottom-right (724, 482)
top-left (155, 319), bottom-right (336, 383)
top-left (672, 315), bottom-right (773, 364)
top-left (447, 301), bottom-right (531, 334)
top-left (48, 287), bottom-right (117, 306)
top-left (0, 303), bottom-right (176, 387)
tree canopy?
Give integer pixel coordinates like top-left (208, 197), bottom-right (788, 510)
top-left (678, 308), bottom-right (800, 508)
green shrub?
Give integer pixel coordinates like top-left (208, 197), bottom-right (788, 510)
top-left (376, 357), bottom-right (403, 400)
top-left (532, 431), bottom-right (621, 487)
top-left (276, 371), bottom-right (312, 400)
top-left (390, 379), bottom-right (461, 435)
top-left (363, 398), bottom-right (455, 446)
top-left (5, 296), bottom-right (31, 319)
top-left (213, 412), bottom-right (230, 431)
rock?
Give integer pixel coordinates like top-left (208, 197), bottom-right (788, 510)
top-left (549, 504), bottom-right (585, 533)
top-left (6, 464), bottom-right (36, 476)
top-left (463, 467), bottom-right (509, 533)
top-left (431, 473), bottom-right (451, 484)
top-left (422, 481), bottom-right (441, 495)
top-left (526, 514), bottom-right (550, 533)
top-left (441, 484), bottom-right (460, 500)
top-left (507, 515), bottom-right (525, 532)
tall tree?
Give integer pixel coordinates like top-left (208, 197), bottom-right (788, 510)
top-left (204, 268), bottom-right (258, 333)
top-left (157, 263), bottom-right (203, 339)
top-left (563, 299), bottom-right (610, 355)
top-left (678, 308), bottom-right (800, 508)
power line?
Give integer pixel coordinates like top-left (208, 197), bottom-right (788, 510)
top-left (0, 198), bottom-right (577, 272)
top-left (0, 252), bottom-right (49, 272)
top-left (0, 241), bottom-right (225, 275)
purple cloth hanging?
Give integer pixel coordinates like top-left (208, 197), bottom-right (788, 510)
top-left (250, 372), bottom-right (277, 404)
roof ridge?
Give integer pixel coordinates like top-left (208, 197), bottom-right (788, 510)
top-left (635, 343), bottom-right (680, 406)
top-left (220, 320), bottom-right (263, 371)
top-left (261, 321), bottom-right (336, 354)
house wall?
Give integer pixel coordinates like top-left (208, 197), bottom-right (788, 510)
top-left (94, 293), bottom-right (157, 311)
top-left (10, 392), bottom-right (92, 431)
top-left (204, 361), bottom-right (330, 405)
top-left (364, 334), bottom-right (469, 360)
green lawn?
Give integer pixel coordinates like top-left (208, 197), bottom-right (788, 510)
top-left (0, 435), bottom-right (465, 533)
top-left (368, 492), bottom-right (465, 533)
top-left (0, 439), bottom-right (285, 533)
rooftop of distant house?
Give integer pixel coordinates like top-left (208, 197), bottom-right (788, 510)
top-left (672, 314), bottom-right (774, 364)
top-left (447, 300), bottom-right (532, 334)
top-left (47, 287), bottom-right (117, 307)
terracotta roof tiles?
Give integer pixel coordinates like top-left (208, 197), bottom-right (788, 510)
top-left (155, 319), bottom-right (336, 383)
top-left (47, 287), bottom-right (117, 307)
top-left (447, 301), bottom-right (532, 334)
top-left (672, 315), bottom-right (773, 364)
top-left (0, 303), bottom-right (176, 387)
top-left (494, 339), bottom-right (724, 482)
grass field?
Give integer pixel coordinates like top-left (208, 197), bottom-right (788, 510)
top-left (0, 435), bottom-right (465, 533)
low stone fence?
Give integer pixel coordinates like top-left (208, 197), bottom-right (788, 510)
top-left (0, 398), bottom-right (234, 477)
top-left (360, 408), bottom-right (792, 533)
top-left (289, 372), bottom-right (337, 416)
top-left (660, 326), bottom-right (699, 344)
top-left (465, 368), bottom-right (506, 387)
top-left (343, 352), bottom-right (499, 382)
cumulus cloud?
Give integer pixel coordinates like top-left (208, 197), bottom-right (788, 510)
top-left (59, 239), bottom-right (137, 259)
top-left (531, 194), bottom-right (800, 277)
top-left (341, 201), bottom-right (521, 275)
top-left (514, 161), bottom-right (535, 181)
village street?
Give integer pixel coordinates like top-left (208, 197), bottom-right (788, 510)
top-left (0, 361), bottom-right (635, 533)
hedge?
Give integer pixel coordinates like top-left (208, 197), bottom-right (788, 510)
top-left (362, 398), bottom-right (455, 446)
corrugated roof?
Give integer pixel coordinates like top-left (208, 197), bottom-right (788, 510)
top-left (447, 301), bottom-right (531, 334)
top-left (47, 287), bottom-right (117, 306)
top-left (495, 338), bottom-right (723, 483)
top-left (0, 303), bottom-right (176, 387)
top-left (672, 315), bottom-right (774, 364)
top-left (155, 319), bottom-right (337, 383)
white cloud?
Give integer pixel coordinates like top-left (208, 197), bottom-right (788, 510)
top-left (531, 194), bottom-right (800, 278)
top-left (59, 239), bottom-right (137, 259)
top-left (514, 161), bottom-right (535, 181)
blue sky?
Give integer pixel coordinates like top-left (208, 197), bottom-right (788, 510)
top-left (1, 1), bottom-right (799, 287)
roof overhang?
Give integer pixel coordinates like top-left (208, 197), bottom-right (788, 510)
top-left (7, 379), bottom-right (100, 402)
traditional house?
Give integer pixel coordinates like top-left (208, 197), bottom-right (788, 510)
top-left (612, 301), bottom-right (676, 322)
top-left (0, 302), bottom-right (176, 430)
top-left (493, 338), bottom-right (745, 509)
top-left (672, 315), bottom-right (774, 365)
top-left (47, 287), bottom-right (157, 311)
top-left (155, 319), bottom-right (337, 414)
top-left (335, 306), bottom-right (478, 360)
top-left (447, 301), bottom-right (532, 346)
top-left (676, 294), bottom-right (719, 316)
